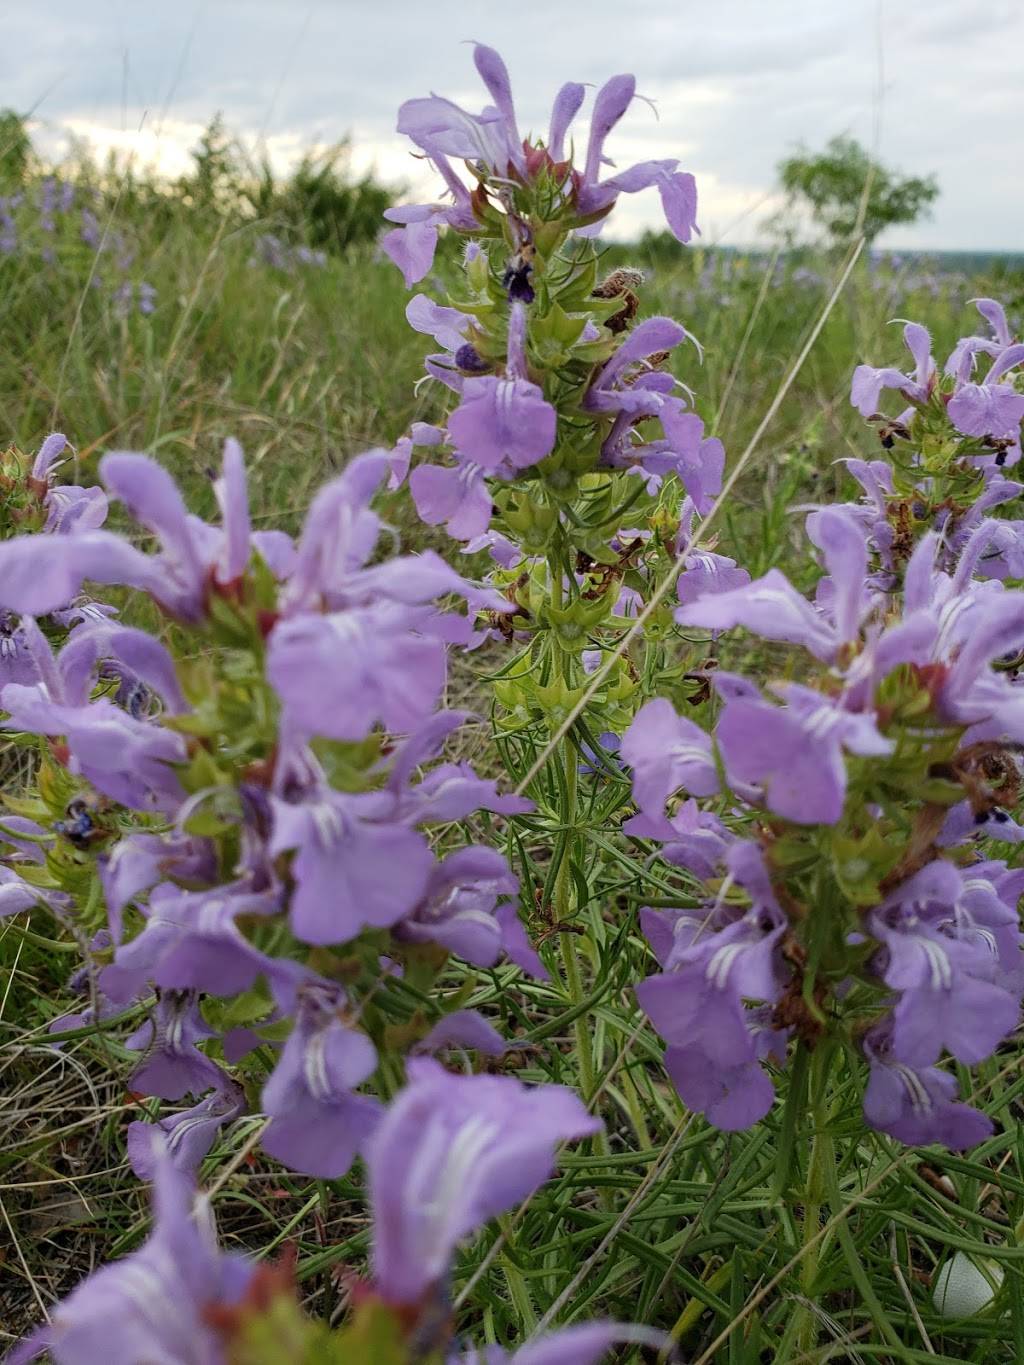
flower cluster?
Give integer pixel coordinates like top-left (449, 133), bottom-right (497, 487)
top-left (372, 44), bottom-right (1024, 1153)
top-left (0, 175), bottom-right (156, 314)
top-left (382, 44), bottom-right (697, 288)
top-left (9, 34), bottom-right (1024, 1365)
top-left (12, 1059), bottom-right (658, 1365)
top-left (618, 299), bottom-right (1024, 1146)
top-left (0, 434), bottom-right (557, 1190)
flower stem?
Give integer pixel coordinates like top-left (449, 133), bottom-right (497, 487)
top-left (794, 1039), bottom-right (837, 1355)
top-left (546, 541), bottom-right (613, 1188)
top-left (554, 731), bottom-right (596, 1099)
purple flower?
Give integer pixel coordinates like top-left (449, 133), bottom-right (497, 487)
top-left (11, 1138), bottom-right (255, 1365)
top-left (624, 408), bottom-right (725, 512)
top-left (411, 458), bottom-right (495, 541)
top-left (99, 831), bottom-right (217, 943)
top-left (2, 620), bottom-right (188, 814)
top-left (0, 612), bottom-right (52, 692)
top-left (451, 1324), bottom-right (667, 1364)
top-left (584, 320), bottom-right (726, 508)
top-left (388, 421), bottom-right (445, 491)
top-left (368, 1057), bottom-right (601, 1306)
top-left (664, 1007), bottom-right (788, 1131)
top-left (630, 799), bottom-right (731, 879)
top-left (3, 682), bottom-right (186, 815)
top-left (947, 342), bottom-right (1024, 440)
top-left (675, 506), bottom-right (750, 606)
top-left (398, 44), bottom-right (526, 176)
top-left (384, 710), bottom-right (533, 824)
top-left (406, 293), bottom-right (474, 354)
top-left (127, 1082), bottom-right (245, 1179)
top-left (447, 376), bottom-right (556, 473)
top-left (260, 981), bottom-right (381, 1177)
top-left (857, 528), bottom-right (1024, 732)
top-left (414, 1009), bottom-right (507, 1057)
top-left (100, 443), bottom-right (250, 621)
top-left (621, 698), bottom-right (719, 828)
top-left (575, 74), bottom-right (698, 240)
top-left (868, 861), bottom-right (1020, 1069)
top-left (862, 1023), bottom-right (993, 1149)
top-left (0, 864), bottom-right (63, 919)
top-left (636, 843), bottom-right (792, 1127)
top-left (637, 896), bottom-right (787, 1068)
top-left (712, 674), bottom-right (891, 825)
top-left (404, 294), bottom-right (487, 392)
top-left (268, 784), bottom-right (435, 945)
top-left (850, 321), bottom-right (935, 417)
top-left (585, 317), bottom-right (690, 417)
top-left (282, 449), bottom-right (506, 621)
top-left (267, 601), bottom-right (448, 741)
top-left (29, 433), bottom-right (109, 534)
top-left (462, 528), bottom-right (523, 569)
top-left (394, 845), bottom-right (522, 968)
top-left (387, 47), bottom-right (698, 287)
top-left (0, 528), bottom-right (158, 618)
top-left (99, 883), bottom-right (282, 1005)
top-left (124, 989), bottom-right (226, 1101)
top-left (678, 506), bottom-right (871, 661)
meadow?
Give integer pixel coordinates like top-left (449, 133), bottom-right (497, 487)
top-left (3, 95), bottom-right (1024, 1365)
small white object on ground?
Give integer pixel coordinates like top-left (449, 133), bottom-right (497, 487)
top-left (932, 1251), bottom-right (1004, 1319)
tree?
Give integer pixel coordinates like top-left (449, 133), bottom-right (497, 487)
top-left (0, 110), bottom-right (32, 189)
top-left (777, 135), bottom-right (938, 246)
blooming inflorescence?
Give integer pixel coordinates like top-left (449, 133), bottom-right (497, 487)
top-left (5, 36), bottom-right (1024, 1365)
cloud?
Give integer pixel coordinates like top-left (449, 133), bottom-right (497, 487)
top-left (5, 0), bottom-right (1023, 250)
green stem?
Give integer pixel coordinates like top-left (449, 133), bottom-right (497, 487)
top-left (795, 1040), bottom-right (837, 1355)
top-left (545, 542), bottom-right (613, 1193)
top-left (553, 732), bottom-right (597, 1100)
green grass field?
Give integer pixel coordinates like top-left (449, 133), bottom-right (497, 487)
top-left (3, 159), bottom-right (1024, 1361)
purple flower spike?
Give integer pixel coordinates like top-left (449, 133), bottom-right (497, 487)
top-left (260, 981), bottom-right (381, 1178)
top-left (369, 1057), bottom-right (600, 1306)
top-left (389, 46), bottom-right (698, 265)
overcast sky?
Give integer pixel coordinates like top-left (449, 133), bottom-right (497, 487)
top-left (5, 0), bottom-right (1020, 250)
